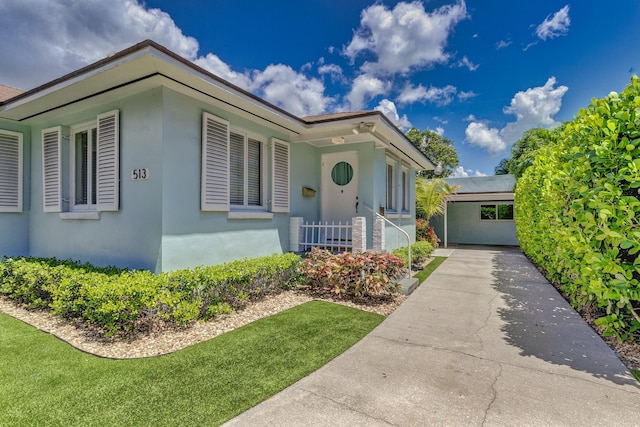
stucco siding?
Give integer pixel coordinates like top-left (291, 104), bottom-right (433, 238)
top-left (27, 88), bottom-right (164, 270)
top-left (158, 88), bottom-right (292, 270)
top-left (0, 120), bottom-right (31, 256)
top-left (432, 200), bottom-right (519, 246)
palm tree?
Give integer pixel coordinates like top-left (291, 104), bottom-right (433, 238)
top-left (415, 178), bottom-right (460, 221)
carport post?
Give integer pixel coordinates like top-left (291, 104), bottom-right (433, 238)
top-left (444, 200), bottom-right (448, 248)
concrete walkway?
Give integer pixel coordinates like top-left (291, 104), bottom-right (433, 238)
top-left (224, 246), bottom-right (640, 426)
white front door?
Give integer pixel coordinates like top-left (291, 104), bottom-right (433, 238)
top-left (322, 151), bottom-right (359, 223)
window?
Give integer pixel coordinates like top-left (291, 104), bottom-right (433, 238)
top-left (41, 110), bottom-right (119, 214)
top-left (385, 160), bottom-right (396, 211)
top-left (201, 112), bottom-right (290, 213)
top-left (0, 129), bottom-right (23, 212)
top-left (480, 204), bottom-right (514, 220)
top-left (401, 167), bottom-right (409, 212)
top-left (230, 129), bottom-right (264, 209)
top-left (71, 124), bottom-right (97, 209)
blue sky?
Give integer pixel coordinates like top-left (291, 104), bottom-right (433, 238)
top-left (1, 0), bottom-right (639, 176)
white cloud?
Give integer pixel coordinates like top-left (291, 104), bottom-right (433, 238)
top-left (343, 0), bottom-right (468, 76)
top-left (0, 0), bottom-right (338, 117)
top-left (452, 56), bottom-right (479, 71)
top-left (496, 39), bottom-right (512, 49)
top-left (465, 77), bottom-right (568, 154)
top-left (346, 74), bottom-right (390, 110)
top-left (0, 0), bottom-right (199, 89)
top-left (194, 53), bottom-right (252, 90)
top-left (433, 117), bottom-right (448, 125)
top-left (434, 126), bottom-right (445, 136)
top-left (463, 114), bottom-right (477, 121)
top-left (375, 99), bottom-right (412, 130)
top-left (500, 76), bottom-right (568, 144)
top-left (465, 122), bottom-right (506, 153)
top-left (318, 63), bottom-right (345, 83)
top-left (397, 83), bottom-right (457, 106)
top-left (249, 64), bottom-right (334, 117)
top-left (458, 90), bottom-right (477, 101)
top-left (536, 5), bottom-right (570, 40)
top-left (452, 166), bottom-right (487, 177)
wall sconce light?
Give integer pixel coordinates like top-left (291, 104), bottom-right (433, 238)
top-left (434, 162), bottom-right (443, 176)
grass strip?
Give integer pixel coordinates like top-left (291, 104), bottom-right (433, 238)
top-left (0, 301), bottom-right (383, 426)
top-left (633, 370), bottom-right (640, 382)
top-left (414, 256), bottom-right (447, 285)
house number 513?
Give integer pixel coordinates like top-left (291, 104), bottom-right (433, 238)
top-left (131, 168), bottom-right (149, 180)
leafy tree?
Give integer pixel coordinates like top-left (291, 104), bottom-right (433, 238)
top-left (406, 128), bottom-right (459, 178)
top-left (494, 126), bottom-right (563, 177)
top-left (415, 178), bottom-right (460, 220)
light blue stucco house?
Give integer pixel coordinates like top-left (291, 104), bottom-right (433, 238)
top-left (0, 40), bottom-right (433, 272)
top-left (430, 175), bottom-right (518, 247)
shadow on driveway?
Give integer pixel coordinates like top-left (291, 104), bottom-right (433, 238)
top-left (489, 247), bottom-right (638, 387)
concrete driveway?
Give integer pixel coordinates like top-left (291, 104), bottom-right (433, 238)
top-left (224, 246), bottom-right (640, 426)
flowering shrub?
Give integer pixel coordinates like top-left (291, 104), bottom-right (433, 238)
top-left (416, 218), bottom-right (440, 248)
top-left (299, 248), bottom-right (404, 298)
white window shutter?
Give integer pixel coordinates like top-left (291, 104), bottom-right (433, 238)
top-left (271, 139), bottom-right (289, 213)
top-left (42, 126), bottom-right (62, 212)
top-left (201, 113), bottom-right (230, 211)
top-left (0, 130), bottom-right (23, 212)
top-left (96, 110), bottom-right (120, 211)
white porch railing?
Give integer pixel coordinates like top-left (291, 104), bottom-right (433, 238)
top-left (290, 217), bottom-right (367, 253)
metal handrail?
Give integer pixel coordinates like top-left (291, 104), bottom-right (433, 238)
top-left (363, 204), bottom-right (411, 278)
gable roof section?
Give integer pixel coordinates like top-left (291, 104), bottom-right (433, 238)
top-left (0, 40), bottom-right (433, 170)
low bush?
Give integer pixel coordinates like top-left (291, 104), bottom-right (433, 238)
top-left (391, 241), bottom-right (434, 268)
top-left (0, 253), bottom-right (302, 336)
top-left (299, 248), bottom-right (404, 298)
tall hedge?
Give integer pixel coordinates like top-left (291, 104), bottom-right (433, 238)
top-left (516, 77), bottom-right (640, 340)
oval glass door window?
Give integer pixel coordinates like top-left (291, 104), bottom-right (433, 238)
top-left (331, 161), bottom-right (354, 186)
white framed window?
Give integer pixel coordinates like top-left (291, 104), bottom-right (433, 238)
top-left (201, 112), bottom-right (289, 214)
top-left (70, 122), bottom-right (97, 211)
top-left (230, 128), bottom-right (265, 209)
top-left (401, 166), bottom-right (410, 213)
top-left (41, 110), bottom-right (119, 214)
top-left (385, 158), bottom-right (396, 212)
top-left (0, 129), bottom-right (23, 212)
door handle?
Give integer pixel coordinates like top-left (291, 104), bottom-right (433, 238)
top-left (355, 196), bottom-right (359, 214)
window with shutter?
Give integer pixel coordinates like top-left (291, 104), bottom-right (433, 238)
top-left (247, 137), bottom-right (261, 206)
top-left (271, 139), bottom-right (289, 213)
top-left (96, 110), bottom-right (119, 211)
top-left (401, 167), bottom-right (409, 212)
top-left (229, 128), bottom-right (264, 209)
top-left (0, 130), bottom-right (23, 212)
top-left (201, 113), bottom-right (230, 211)
top-left (385, 159), bottom-right (396, 212)
top-left (42, 126), bottom-right (62, 212)
top-left (229, 131), bottom-right (244, 206)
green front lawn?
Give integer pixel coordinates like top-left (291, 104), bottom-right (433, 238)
top-left (414, 256), bottom-right (447, 284)
top-left (0, 301), bottom-right (383, 426)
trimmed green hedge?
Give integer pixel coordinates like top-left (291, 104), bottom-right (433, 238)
top-left (391, 241), bottom-right (435, 267)
top-left (516, 77), bottom-right (640, 340)
top-left (0, 253), bottom-right (301, 336)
